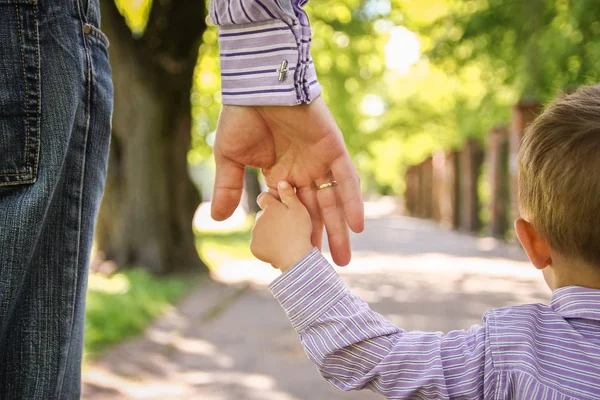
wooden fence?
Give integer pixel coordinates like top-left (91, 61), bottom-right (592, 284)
top-left (404, 101), bottom-right (540, 238)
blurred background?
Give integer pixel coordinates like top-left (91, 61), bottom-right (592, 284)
top-left (83, 0), bottom-right (600, 398)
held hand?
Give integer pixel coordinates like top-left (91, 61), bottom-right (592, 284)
top-left (211, 97), bottom-right (364, 266)
top-left (250, 181), bottom-right (314, 271)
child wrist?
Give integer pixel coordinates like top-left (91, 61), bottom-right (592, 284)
top-left (278, 243), bottom-right (314, 272)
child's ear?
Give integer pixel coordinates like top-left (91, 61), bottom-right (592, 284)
top-left (514, 218), bottom-right (552, 270)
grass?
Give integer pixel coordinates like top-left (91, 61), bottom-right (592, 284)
top-left (84, 219), bottom-right (255, 360)
top-left (84, 269), bottom-right (196, 360)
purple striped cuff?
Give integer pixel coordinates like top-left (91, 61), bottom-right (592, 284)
top-left (269, 248), bottom-right (348, 332)
top-left (218, 19), bottom-right (322, 106)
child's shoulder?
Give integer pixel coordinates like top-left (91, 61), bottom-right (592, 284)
top-left (485, 302), bottom-right (553, 322)
top-left (484, 302), bottom-right (559, 330)
top-left (483, 302), bottom-right (569, 351)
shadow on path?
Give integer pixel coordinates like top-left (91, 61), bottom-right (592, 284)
top-left (83, 216), bottom-right (548, 400)
top-left (348, 215), bottom-right (528, 261)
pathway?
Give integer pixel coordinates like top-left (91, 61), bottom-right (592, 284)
top-left (83, 203), bottom-right (549, 399)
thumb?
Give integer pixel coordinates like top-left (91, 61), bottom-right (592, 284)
top-left (211, 155), bottom-right (244, 221)
top-left (277, 181), bottom-right (300, 208)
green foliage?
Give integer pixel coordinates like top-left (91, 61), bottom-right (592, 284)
top-left (120, 0), bottom-right (600, 194)
top-left (189, 23), bottom-right (223, 165)
top-left (84, 269), bottom-right (195, 359)
top-left (306, 1), bottom-right (389, 151)
top-left (113, 0), bottom-right (152, 34)
top-left (427, 0), bottom-right (600, 107)
top-left (373, 0), bottom-right (600, 192)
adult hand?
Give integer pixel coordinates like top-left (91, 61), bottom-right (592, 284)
top-left (211, 96), bottom-right (364, 266)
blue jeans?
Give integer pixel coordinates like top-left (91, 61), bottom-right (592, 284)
top-left (0, 0), bottom-right (112, 397)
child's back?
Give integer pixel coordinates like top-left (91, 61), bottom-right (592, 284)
top-left (270, 256), bottom-right (600, 399)
top-left (483, 288), bottom-right (600, 399)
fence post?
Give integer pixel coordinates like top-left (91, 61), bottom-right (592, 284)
top-left (450, 151), bottom-right (460, 230)
top-left (487, 127), bottom-right (509, 237)
top-left (431, 152), bottom-right (456, 227)
top-left (432, 153), bottom-right (444, 222)
top-left (509, 102), bottom-right (540, 222)
top-left (405, 166), bottom-right (412, 215)
top-left (420, 157), bottom-right (433, 219)
top-left (405, 166), bottom-right (418, 215)
top-left (415, 163), bottom-right (425, 217)
top-left (458, 139), bottom-right (483, 232)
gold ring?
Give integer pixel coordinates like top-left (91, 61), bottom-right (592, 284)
top-left (317, 180), bottom-right (337, 190)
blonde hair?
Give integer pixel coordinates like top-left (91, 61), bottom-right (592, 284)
top-left (518, 85), bottom-right (600, 267)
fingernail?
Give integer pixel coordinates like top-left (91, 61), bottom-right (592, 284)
top-left (278, 181), bottom-right (289, 189)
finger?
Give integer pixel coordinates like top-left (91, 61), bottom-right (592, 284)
top-left (297, 186), bottom-right (323, 250)
top-left (212, 154), bottom-right (245, 221)
top-left (277, 181), bottom-right (301, 209)
top-left (266, 184), bottom-right (280, 200)
top-left (257, 192), bottom-right (280, 210)
top-left (316, 177), bottom-right (351, 266)
top-left (331, 155), bottom-right (364, 233)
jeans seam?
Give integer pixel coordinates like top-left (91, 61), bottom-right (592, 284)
top-left (13, 3), bottom-right (31, 173)
top-left (32, 3), bottom-right (40, 177)
top-left (54, 1), bottom-right (93, 396)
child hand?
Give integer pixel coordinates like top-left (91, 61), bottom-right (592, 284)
top-left (250, 181), bottom-right (314, 272)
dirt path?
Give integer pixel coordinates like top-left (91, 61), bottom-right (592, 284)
top-left (83, 214), bottom-right (550, 400)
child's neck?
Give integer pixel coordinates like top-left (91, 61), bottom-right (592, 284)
top-left (547, 261), bottom-right (600, 291)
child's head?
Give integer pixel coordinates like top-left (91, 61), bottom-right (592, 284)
top-left (516, 85), bottom-right (600, 288)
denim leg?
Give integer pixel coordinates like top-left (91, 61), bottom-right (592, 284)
top-left (0, 0), bottom-right (112, 398)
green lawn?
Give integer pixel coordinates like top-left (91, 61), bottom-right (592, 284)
top-left (84, 269), bottom-right (197, 360)
top-left (84, 222), bottom-right (254, 361)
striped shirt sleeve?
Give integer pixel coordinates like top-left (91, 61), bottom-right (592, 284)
top-left (269, 249), bottom-right (498, 399)
top-left (209, 0), bottom-right (322, 106)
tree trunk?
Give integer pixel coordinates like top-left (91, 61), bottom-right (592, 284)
top-left (95, 0), bottom-right (208, 274)
top-left (244, 167), bottom-right (262, 215)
